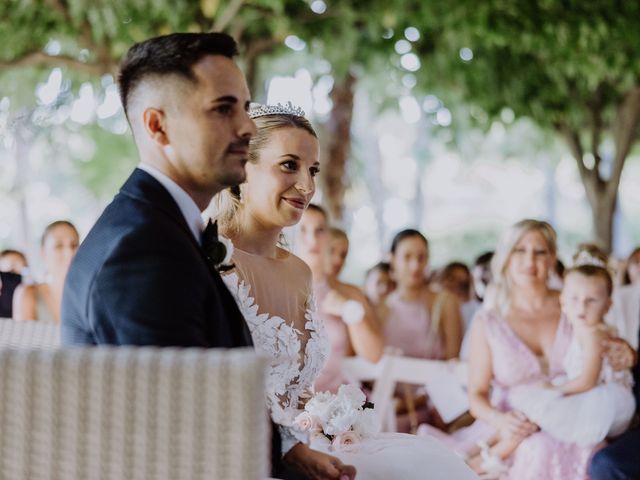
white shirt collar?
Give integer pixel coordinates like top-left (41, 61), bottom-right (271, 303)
top-left (138, 163), bottom-right (204, 244)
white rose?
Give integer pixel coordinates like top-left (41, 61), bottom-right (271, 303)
top-left (352, 408), bottom-right (379, 436)
top-left (305, 391), bottom-right (335, 422)
top-left (337, 384), bottom-right (366, 410)
top-left (294, 412), bottom-right (316, 432)
top-left (324, 405), bottom-right (358, 436)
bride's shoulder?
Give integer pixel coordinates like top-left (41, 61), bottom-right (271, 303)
top-left (279, 249), bottom-right (312, 278)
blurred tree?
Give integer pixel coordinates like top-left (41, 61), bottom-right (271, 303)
top-left (409, 0), bottom-right (640, 251)
top-left (3, 0), bottom-right (637, 250)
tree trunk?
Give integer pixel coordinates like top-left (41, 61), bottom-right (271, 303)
top-left (353, 90), bottom-right (387, 254)
top-left (321, 72), bottom-right (356, 222)
top-left (589, 192), bottom-right (616, 253)
top-left (557, 85), bottom-right (640, 253)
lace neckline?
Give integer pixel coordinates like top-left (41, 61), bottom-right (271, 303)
top-left (233, 245), bottom-right (291, 261)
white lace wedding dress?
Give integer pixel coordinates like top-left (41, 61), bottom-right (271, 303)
top-left (222, 245), bottom-right (477, 480)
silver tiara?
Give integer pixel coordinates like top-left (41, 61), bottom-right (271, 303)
top-left (574, 250), bottom-right (607, 268)
top-left (249, 101), bottom-right (306, 119)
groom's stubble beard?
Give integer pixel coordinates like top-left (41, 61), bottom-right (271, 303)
top-left (217, 137), bottom-right (252, 188)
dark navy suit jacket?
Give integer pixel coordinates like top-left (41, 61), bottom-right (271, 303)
top-left (61, 168), bottom-right (250, 348)
top-left (61, 168), bottom-right (286, 475)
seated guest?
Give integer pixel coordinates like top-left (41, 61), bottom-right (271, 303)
top-left (13, 221), bottom-right (79, 323)
top-left (592, 247), bottom-right (640, 480)
top-left (460, 220), bottom-right (634, 479)
top-left (0, 249), bottom-right (28, 276)
top-left (364, 261), bottom-right (395, 307)
top-left (0, 271), bottom-right (22, 318)
top-left (590, 340), bottom-right (640, 479)
top-left (325, 227), bottom-right (349, 278)
top-left (377, 229), bottom-right (463, 433)
top-left (471, 251), bottom-right (493, 302)
top-left (493, 246), bottom-right (635, 470)
top-left (622, 246), bottom-right (640, 286)
top-left (438, 261), bottom-right (481, 360)
top-left (380, 230), bottom-right (463, 360)
top-left (296, 206), bottom-right (383, 393)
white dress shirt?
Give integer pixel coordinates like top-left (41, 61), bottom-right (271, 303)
top-left (137, 163), bottom-right (204, 244)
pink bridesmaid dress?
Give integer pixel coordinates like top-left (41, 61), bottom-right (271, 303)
top-left (424, 309), bottom-right (597, 479)
top-left (382, 291), bottom-right (445, 359)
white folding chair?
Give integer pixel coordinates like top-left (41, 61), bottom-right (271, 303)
top-left (342, 353), bottom-right (469, 431)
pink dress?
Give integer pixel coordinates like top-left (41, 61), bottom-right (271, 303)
top-left (313, 280), bottom-right (350, 393)
top-left (383, 291), bottom-right (444, 359)
top-left (427, 309), bottom-right (597, 479)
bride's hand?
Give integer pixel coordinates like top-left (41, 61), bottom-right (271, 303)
top-left (494, 410), bottom-right (538, 440)
top-left (284, 443), bottom-right (356, 480)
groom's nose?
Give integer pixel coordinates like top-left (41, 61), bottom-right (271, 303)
top-left (236, 109), bottom-right (257, 139)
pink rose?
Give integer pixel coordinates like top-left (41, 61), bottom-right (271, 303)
top-left (294, 412), bottom-right (315, 432)
top-left (331, 431), bottom-right (361, 449)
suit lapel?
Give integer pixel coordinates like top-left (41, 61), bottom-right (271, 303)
top-left (120, 168), bottom-right (253, 346)
top-left (120, 169), bottom-right (201, 252)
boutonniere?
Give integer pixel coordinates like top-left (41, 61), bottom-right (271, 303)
top-left (202, 220), bottom-right (235, 272)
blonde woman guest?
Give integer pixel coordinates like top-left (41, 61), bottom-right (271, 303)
top-left (466, 221), bottom-right (635, 478)
top-left (13, 221), bottom-right (79, 322)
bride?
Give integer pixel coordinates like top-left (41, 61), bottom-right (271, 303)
top-left (214, 102), bottom-right (476, 480)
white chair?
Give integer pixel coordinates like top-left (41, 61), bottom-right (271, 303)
top-left (342, 354), bottom-right (469, 431)
top-left (0, 319), bottom-right (60, 349)
top-left (0, 347), bottom-right (270, 480)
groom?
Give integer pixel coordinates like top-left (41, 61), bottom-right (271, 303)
top-left (61, 33), bottom-right (354, 480)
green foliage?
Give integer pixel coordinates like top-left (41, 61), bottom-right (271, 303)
top-left (407, 1), bottom-right (640, 133)
top-left (72, 124), bottom-right (137, 199)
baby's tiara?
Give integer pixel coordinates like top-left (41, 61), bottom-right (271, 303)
top-left (573, 250), bottom-right (607, 269)
top-left (249, 101), bottom-right (306, 119)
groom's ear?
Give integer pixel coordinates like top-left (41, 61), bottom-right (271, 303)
top-left (142, 107), bottom-right (170, 146)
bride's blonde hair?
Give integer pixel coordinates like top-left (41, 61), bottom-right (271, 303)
top-left (215, 113), bottom-right (317, 237)
top-left (485, 219), bottom-right (557, 316)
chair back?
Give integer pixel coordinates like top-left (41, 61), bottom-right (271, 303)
top-left (0, 347), bottom-right (269, 480)
top-left (0, 319), bottom-right (60, 349)
top-left (342, 354), bottom-right (469, 431)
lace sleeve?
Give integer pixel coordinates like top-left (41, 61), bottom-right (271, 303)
top-left (221, 270), bottom-right (329, 455)
top-left (278, 291), bottom-right (330, 453)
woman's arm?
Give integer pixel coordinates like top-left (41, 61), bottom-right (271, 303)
top-left (322, 284), bottom-right (384, 363)
top-left (12, 284), bottom-right (37, 321)
top-left (438, 291), bottom-right (463, 359)
top-left (468, 315), bottom-right (538, 439)
top-left (467, 315), bottom-right (498, 423)
top-left (557, 329), bottom-right (605, 395)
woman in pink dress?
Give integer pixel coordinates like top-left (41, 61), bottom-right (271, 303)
top-left (296, 208), bottom-right (383, 393)
top-left (379, 229), bottom-right (463, 360)
top-left (465, 219), bottom-right (595, 478)
top-left (13, 220), bottom-right (79, 323)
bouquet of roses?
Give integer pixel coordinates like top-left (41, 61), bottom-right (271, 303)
top-left (294, 384), bottom-right (379, 449)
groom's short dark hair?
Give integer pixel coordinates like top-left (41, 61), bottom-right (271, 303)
top-left (118, 32), bottom-right (238, 117)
